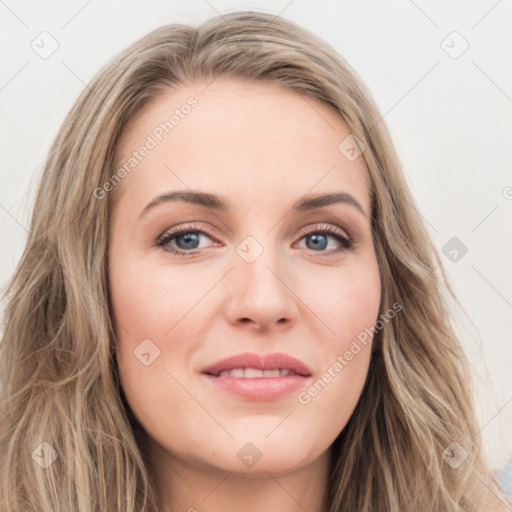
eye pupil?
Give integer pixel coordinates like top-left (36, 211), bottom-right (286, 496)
top-left (176, 232), bottom-right (200, 250)
top-left (307, 233), bottom-right (328, 251)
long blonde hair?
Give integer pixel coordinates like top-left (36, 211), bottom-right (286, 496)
top-left (0, 11), bottom-right (506, 511)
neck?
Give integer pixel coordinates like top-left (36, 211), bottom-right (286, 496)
top-left (150, 444), bottom-right (331, 512)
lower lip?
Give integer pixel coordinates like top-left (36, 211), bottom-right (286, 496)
top-left (202, 374), bottom-right (310, 400)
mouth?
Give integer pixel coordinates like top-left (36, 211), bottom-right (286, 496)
top-left (206, 367), bottom-right (306, 378)
top-left (201, 352), bottom-right (312, 400)
top-left (201, 351), bottom-right (312, 377)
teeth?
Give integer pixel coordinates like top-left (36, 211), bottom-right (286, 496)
top-left (216, 368), bottom-right (293, 378)
top-left (245, 368), bottom-right (263, 378)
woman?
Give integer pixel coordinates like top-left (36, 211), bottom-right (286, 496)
top-left (0, 11), bottom-right (508, 512)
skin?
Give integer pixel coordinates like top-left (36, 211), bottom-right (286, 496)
top-left (108, 78), bottom-right (382, 512)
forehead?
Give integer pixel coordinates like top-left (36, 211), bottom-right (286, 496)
top-left (112, 78), bottom-right (370, 216)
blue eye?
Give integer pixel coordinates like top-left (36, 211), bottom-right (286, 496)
top-left (156, 224), bottom-right (215, 255)
top-left (300, 229), bottom-right (353, 252)
top-left (156, 223), bottom-right (353, 256)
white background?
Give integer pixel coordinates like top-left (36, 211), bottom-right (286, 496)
top-left (1, 0), bottom-right (511, 470)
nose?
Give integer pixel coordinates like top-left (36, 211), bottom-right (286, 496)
top-left (223, 246), bottom-right (299, 332)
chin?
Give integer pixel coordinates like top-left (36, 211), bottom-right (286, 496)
top-left (203, 452), bottom-right (314, 478)
top-left (192, 436), bottom-right (324, 477)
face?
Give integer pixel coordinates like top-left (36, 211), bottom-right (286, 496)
top-left (108, 78), bottom-right (381, 479)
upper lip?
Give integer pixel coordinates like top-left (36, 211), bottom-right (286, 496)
top-left (201, 352), bottom-right (312, 377)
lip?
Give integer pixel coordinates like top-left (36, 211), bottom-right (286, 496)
top-left (201, 352), bottom-right (312, 376)
top-left (201, 352), bottom-right (312, 401)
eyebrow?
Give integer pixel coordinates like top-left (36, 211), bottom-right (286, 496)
top-left (138, 190), bottom-right (367, 219)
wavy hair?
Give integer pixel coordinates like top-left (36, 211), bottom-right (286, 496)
top-left (0, 10), bottom-right (507, 512)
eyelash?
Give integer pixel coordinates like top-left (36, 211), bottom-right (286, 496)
top-left (156, 222), bottom-right (354, 257)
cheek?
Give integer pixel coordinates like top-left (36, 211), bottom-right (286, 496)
top-left (109, 250), bottom-right (214, 341)
top-left (109, 255), bottom-right (204, 438)
top-left (297, 255), bottom-right (380, 414)
top-left (109, 250), bottom-right (218, 403)
top-left (305, 257), bottom-right (381, 342)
